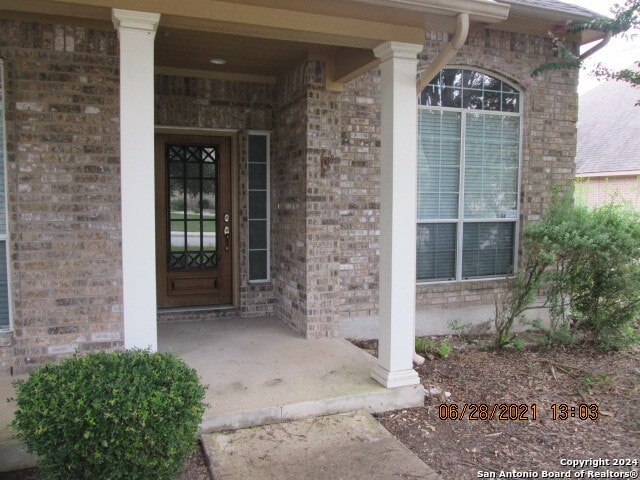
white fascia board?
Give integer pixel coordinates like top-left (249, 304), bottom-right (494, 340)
top-left (577, 170), bottom-right (640, 178)
top-left (504, 1), bottom-right (599, 23)
top-left (352, 0), bottom-right (510, 23)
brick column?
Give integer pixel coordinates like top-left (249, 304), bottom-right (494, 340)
top-left (371, 41), bottom-right (423, 388)
top-left (112, 9), bottom-right (160, 350)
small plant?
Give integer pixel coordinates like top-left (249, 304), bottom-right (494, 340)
top-left (523, 318), bottom-right (576, 348)
top-left (581, 372), bottom-right (613, 393)
top-left (511, 337), bottom-right (525, 351)
top-left (416, 336), bottom-right (453, 358)
top-left (11, 349), bottom-right (208, 480)
top-left (436, 339), bottom-right (453, 358)
top-left (415, 336), bottom-right (427, 354)
top-left (447, 319), bottom-right (472, 333)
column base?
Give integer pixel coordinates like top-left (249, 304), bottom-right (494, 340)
top-left (371, 364), bottom-right (420, 389)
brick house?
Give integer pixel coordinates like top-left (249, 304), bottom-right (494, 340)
top-left (576, 79), bottom-right (640, 209)
top-left (0, 0), bottom-right (598, 385)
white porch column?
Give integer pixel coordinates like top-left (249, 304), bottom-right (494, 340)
top-left (112, 9), bottom-right (160, 350)
top-left (371, 41), bottom-right (423, 388)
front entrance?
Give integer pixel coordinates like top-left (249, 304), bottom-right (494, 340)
top-left (155, 135), bottom-right (233, 308)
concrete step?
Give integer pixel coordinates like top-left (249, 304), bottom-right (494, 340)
top-left (202, 411), bottom-right (442, 480)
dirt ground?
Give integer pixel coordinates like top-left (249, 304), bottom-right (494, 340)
top-left (3, 337), bottom-right (639, 480)
top-left (356, 337), bottom-right (640, 480)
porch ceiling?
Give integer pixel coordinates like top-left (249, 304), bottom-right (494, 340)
top-left (154, 27), bottom-right (341, 79)
top-left (2, 0), bottom-right (511, 88)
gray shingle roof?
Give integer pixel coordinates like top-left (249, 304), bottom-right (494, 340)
top-left (500, 0), bottom-right (601, 19)
top-left (577, 80), bottom-right (640, 174)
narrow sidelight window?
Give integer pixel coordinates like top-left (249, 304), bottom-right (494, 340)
top-left (248, 132), bottom-right (270, 282)
top-left (0, 61), bottom-right (11, 330)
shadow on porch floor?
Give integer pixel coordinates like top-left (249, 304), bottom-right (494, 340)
top-left (158, 316), bottom-right (424, 432)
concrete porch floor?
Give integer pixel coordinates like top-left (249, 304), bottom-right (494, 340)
top-left (0, 315), bottom-right (425, 472)
top-left (158, 316), bottom-right (425, 432)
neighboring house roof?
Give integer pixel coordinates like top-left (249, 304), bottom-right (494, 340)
top-left (500, 0), bottom-right (599, 18)
top-left (577, 80), bottom-right (640, 175)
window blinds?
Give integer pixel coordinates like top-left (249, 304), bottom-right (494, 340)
top-left (417, 70), bottom-right (520, 282)
top-left (417, 109), bottom-right (461, 220)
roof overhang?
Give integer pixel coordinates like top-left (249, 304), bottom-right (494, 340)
top-left (1, 0), bottom-right (510, 88)
top-left (0, 0), bottom-right (601, 88)
top-left (493, 1), bottom-right (604, 44)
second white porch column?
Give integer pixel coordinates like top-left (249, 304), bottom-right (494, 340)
top-left (372, 41), bottom-right (423, 388)
top-left (112, 9), bottom-right (160, 350)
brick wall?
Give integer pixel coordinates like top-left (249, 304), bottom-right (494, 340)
top-left (272, 63), bottom-right (309, 333)
top-left (305, 62), bottom-right (342, 338)
top-left (576, 175), bottom-right (640, 209)
top-left (338, 70), bottom-right (381, 321)
top-left (273, 61), bottom-right (346, 339)
top-left (0, 18), bottom-right (122, 374)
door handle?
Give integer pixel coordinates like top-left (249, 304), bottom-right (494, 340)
top-left (223, 205), bottom-right (231, 252)
top-left (223, 226), bottom-right (230, 251)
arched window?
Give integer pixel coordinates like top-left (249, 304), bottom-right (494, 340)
top-left (417, 68), bottom-right (521, 282)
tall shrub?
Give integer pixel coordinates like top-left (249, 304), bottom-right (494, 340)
top-left (12, 350), bottom-right (208, 480)
top-left (514, 192), bottom-right (640, 350)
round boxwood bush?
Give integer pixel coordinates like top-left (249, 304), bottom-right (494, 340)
top-left (11, 349), bottom-right (208, 480)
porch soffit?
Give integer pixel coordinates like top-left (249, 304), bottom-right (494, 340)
top-left (1, 0), bottom-right (596, 87)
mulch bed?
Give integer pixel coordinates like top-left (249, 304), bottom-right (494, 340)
top-left (356, 337), bottom-right (640, 479)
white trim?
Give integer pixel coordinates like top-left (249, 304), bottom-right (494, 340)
top-left (155, 126), bottom-right (238, 135)
top-left (577, 171), bottom-right (640, 178)
top-left (443, 64), bottom-right (525, 92)
top-left (0, 60), bottom-right (12, 332)
top-left (112, 9), bottom-right (160, 33)
top-left (247, 131), bottom-right (271, 284)
top-left (374, 41), bottom-right (424, 62)
top-left (372, 41), bottom-right (422, 389)
top-left (352, 0), bottom-right (510, 23)
top-left (113, 9), bottom-right (160, 351)
top-left (421, 105), bottom-right (521, 117)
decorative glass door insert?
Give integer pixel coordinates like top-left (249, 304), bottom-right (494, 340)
top-left (168, 144), bottom-right (218, 270)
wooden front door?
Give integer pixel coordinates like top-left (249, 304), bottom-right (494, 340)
top-left (155, 135), bottom-right (233, 308)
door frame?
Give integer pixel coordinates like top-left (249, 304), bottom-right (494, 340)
top-left (154, 127), bottom-right (240, 310)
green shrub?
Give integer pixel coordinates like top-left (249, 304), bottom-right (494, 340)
top-left (170, 198), bottom-right (185, 212)
top-left (493, 189), bottom-right (640, 351)
top-left (11, 350), bottom-right (208, 480)
top-left (528, 194), bottom-right (640, 349)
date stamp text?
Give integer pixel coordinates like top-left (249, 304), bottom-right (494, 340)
top-left (439, 403), bottom-right (600, 421)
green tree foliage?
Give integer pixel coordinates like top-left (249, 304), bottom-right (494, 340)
top-left (533, 0), bottom-right (640, 98)
top-left (11, 350), bottom-right (208, 480)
